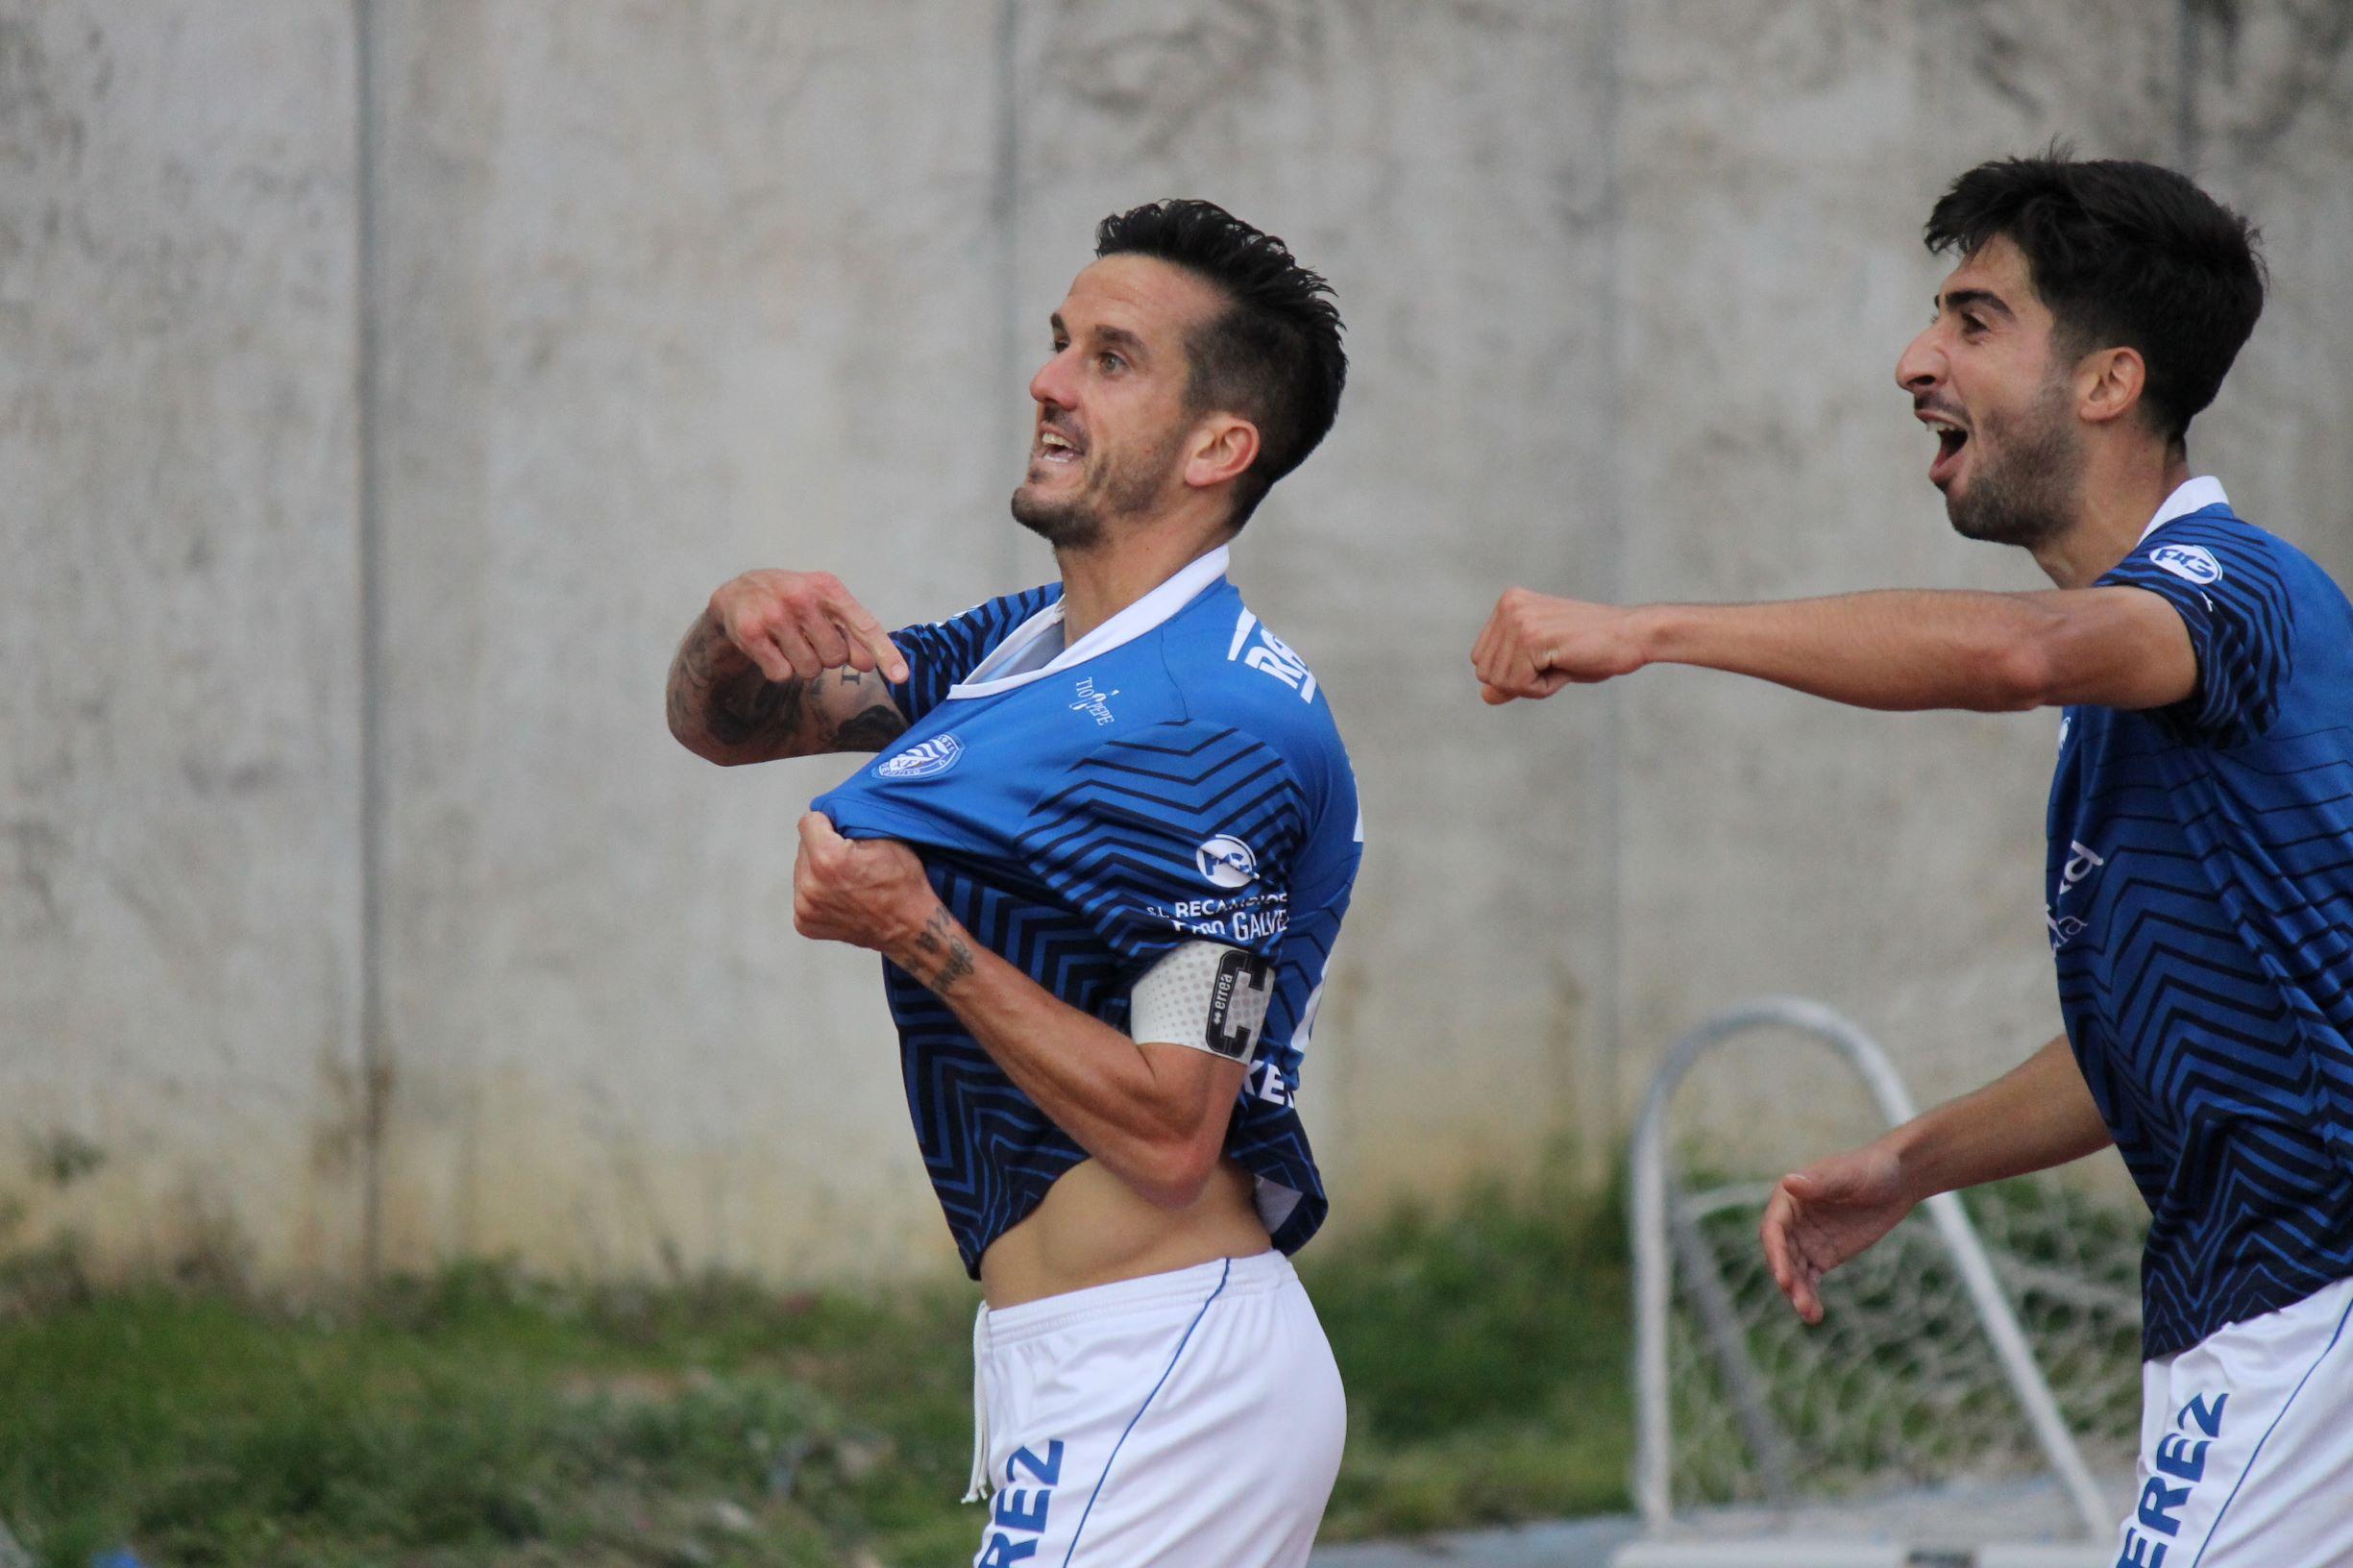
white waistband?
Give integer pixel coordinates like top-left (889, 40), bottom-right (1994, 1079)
top-left (978, 1250), bottom-right (1292, 1351)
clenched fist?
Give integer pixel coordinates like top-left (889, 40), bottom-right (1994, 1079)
top-left (1471, 588), bottom-right (1651, 703)
top-left (792, 813), bottom-right (936, 955)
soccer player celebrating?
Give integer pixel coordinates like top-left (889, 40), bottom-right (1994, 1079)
top-left (668, 201), bottom-right (1359, 1567)
top-left (1475, 155), bottom-right (2352, 1564)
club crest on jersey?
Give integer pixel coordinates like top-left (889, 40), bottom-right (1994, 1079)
top-left (2151, 544), bottom-right (2222, 585)
top-left (1195, 835), bottom-right (1258, 889)
top-left (877, 735), bottom-right (964, 780)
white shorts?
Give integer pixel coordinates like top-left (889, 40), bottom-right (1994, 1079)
top-left (965, 1250), bottom-right (1346, 1568)
top-left (2114, 1274), bottom-right (2353, 1567)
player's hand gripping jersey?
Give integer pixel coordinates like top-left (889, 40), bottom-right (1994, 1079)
top-left (812, 547), bottom-right (1361, 1274)
top-left (2048, 483), bottom-right (2353, 1358)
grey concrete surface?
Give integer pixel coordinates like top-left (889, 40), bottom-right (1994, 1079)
top-left (0, 2), bottom-right (368, 1281)
top-left (5, 0), bottom-right (2350, 1286)
top-left (2190, 2), bottom-right (2353, 583)
top-left (359, 0), bottom-right (1015, 1283)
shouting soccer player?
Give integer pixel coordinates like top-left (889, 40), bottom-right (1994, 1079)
top-left (1476, 155), bottom-right (2352, 1564)
top-left (668, 201), bottom-right (1359, 1566)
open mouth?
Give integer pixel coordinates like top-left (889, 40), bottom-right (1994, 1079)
top-left (1033, 425), bottom-right (1085, 471)
top-left (1923, 414), bottom-right (1970, 487)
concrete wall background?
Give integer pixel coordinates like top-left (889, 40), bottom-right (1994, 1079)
top-left (5, 0), bottom-right (2349, 1286)
top-left (1, 3), bottom-right (369, 1279)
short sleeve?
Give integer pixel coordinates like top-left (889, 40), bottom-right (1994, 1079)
top-left (2097, 520), bottom-right (2295, 747)
top-left (1014, 721), bottom-right (1310, 969)
top-left (887, 585), bottom-right (1060, 724)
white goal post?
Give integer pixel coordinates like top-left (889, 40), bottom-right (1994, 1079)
top-left (1614, 997), bottom-right (2140, 1568)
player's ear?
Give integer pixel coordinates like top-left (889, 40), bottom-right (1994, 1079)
top-left (2076, 345), bottom-right (2146, 429)
top-left (1183, 414), bottom-right (1259, 493)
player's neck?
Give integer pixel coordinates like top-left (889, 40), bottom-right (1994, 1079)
top-left (1055, 518), bottom-right (1237, 642)
top-left (2027, 440), bottom-right (2194, 590)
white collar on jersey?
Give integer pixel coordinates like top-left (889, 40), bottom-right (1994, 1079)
top-left (2136, 476), bottom-right (2230, 545)
top-left (945, 544), bottom-right (1233, 699)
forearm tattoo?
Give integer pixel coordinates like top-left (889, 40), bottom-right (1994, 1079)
top-left (709, 668), bottom-right (808, 749)
top-left (833, 704), bottom-right (910, 750)
top-left (832, 667), bottom-right (910, 751)
top-left (667, 612), bottom-right (801, 750)
top-left (665, 614), bottom-right (908, 756)
top-left (906, 905), bottom-right (978, 995)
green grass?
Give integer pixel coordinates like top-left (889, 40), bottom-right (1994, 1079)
top-left (0, 1178), bottom-right (1631, 1567)
top-left (1305, 1170), bottom-right (1633, 1537)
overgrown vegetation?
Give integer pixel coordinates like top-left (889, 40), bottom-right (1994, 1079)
top-left (0, 1172), bottom-right (1632, 1567)
top-left (1311, 1167), bottom-right (1635, 1536)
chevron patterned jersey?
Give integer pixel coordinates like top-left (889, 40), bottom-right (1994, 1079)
top-left (813, 550), bottom-right (1361, 1276)
top-left (2050, 499), bottom-right (2353, 1358)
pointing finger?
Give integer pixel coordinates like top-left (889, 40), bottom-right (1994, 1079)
top-left (825, 593), bottom-right (911, 685)
top-left (866, 631), bottom-right (911, 687)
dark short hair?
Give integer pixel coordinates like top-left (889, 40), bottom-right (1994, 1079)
top-left (1924, 151), bottom-right (2265, 445)
top-left (1094, 199), bottom-right (1347, 527)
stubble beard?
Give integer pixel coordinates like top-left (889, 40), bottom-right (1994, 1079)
top-left (1945, 378), bottom-right (2084, 550)
top-left (1010, 429), bottom-right (1183, 551)
top-left (1009, 482), bottom-right (1107, 551)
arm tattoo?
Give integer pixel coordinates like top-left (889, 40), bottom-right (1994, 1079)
top-left (829, 667), bottom-right (908, 749)
top-left (907, 906), bottom-right (978, 994)
top-left (666, 611), bottom-right (907, 757)
top-left (667, 612), bottom-right (808, 754)
top-left (707, 667), bottom-right (807, 749)
top-left (833, 703), bottom-right (910, 751)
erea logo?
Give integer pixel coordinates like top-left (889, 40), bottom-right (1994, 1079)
top-left (1194, 835), bottom-right (1259, 889)
top-left (2151, 543), bottom-right (2223, 586)
top-left (877, 735), bottom-right (964, 780)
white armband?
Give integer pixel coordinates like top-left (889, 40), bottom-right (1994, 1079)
top-left (1130, 941), bottom-right (1275, 1062)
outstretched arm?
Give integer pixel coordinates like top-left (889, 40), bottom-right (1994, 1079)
top-left (1472, 584), bottom-right (2196, 713)
top-left (1758, 1033), bottom-right (2113, 1323)
top-left (667, 570), bottom-right (915, 765)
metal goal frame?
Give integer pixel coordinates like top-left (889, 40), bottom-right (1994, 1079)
top-left (1620, 996), bottom-right (2117, 1565)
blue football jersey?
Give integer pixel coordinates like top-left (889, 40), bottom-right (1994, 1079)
top-left (811, 547), bottom-right (1362, 1275)
top-left (2047, 481), bottom-right (2353, 1358)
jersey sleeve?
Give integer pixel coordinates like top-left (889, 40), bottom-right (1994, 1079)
top-left (886, 585), bottom-right (1060, 724)
top-left (1013, 721), bottom-right (1311, 970)
top-left (2096, 519), bottom-right (2296, 747)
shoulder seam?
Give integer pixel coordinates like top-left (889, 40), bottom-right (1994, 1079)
top-left (1156, 624), bottom-right (1196, 726)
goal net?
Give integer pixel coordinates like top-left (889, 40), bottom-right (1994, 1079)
top-left (1618, 999), bottom-right (2144, 1568)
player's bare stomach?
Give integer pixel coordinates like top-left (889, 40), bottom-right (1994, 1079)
top-left (978, 1156), bottom-right (1272, 1310)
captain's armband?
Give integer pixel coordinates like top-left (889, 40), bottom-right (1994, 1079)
top-left (1130, 941), bottom-right (1275, 1063)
